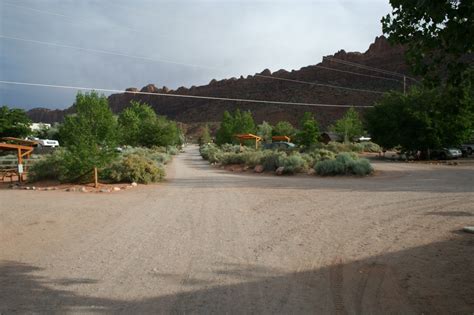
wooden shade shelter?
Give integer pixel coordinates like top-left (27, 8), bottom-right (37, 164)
top-left (272, 135), bottom-right (291, 142)
top-left (0, 138), bottom-right (36, 182)
top-left (235, 134), bottom-right (262, 149)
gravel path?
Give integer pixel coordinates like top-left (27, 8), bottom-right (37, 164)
top-left (1, 145), bottom-right (473, 314)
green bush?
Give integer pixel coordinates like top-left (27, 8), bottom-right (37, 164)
top-left (325, 141), bottom-right (363, 153)
top-left (28, 150), bottom-right (65, 182)
top-left (359, 141), bottom-right (381, 152)
top-left (308, 149), bottom-right (336, 164)
top-left (262, 151), bottom-right (287, 171)
top-left (315, 159), bottom-right (346, 175)
top-left (350, 158), bottom-right (373, 176)
top-left (122, 147), bottom-right (171, 165)
top-left (219, 152), bottom-right (246, 165)
top-left (241, 150), bottom-right (266, 167)
top-left (220, 144), bottom-right (242, 153)
top-left (102, 154), bottom-right (165, 184)
top-left (315, 152), bottom-right (373, 176)
top-left (200, 143), bottom-right (221, 163)
top-left (278, 153), bottom-right (306, 174)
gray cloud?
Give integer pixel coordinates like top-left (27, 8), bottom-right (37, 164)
top-left (0, 0), bottom-right (391, 109)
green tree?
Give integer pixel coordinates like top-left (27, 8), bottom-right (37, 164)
top-left (366, 87), bottom-right (474, 153)
top-left (118, 101), bottom-right (156, 146)
top-left (58, 91), bottom-right (117, 182)
top-left (234, 110), bottom-right (255, 135)
top-left (216, 111), bottom-right (234, 145)
top-left (331, 108), bottom-right (363, 143)
top-left (141, 116), bottom-right (181, 147)
top-left (272, 121), bottom-right (296, 140)
top-left (296, 112), bottom-right (320, 147)
top-left (215, 109), bottom-right (256, 145)
top-left (256, 121), bottom-right (273, 143)
top-left (380, 0), bottom-right (474, 152)
top-left (382, 0), bottom-right (473, 85)
top-left (199, 124), bottom-right (212, 145)
top-left (0, 106), bottom-right (32, 138)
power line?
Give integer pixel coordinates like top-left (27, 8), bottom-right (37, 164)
top-left (312, 64), bottom-right (403, 83)
top-left (0, 34), bottom-right (218, 70)
top-left (255, 74), bottom-right (387, 94)
top-left (0, 34), bottom-right (399, 95)
top-left (324, 56), bottom-right (418, 82)
top-left (2, 1), bottom-right (168, 38)
top-left (0, 80), bottom-right (374, 108)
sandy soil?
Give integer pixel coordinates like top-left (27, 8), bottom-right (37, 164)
top-left (1, 145), bottom-right (473, 314)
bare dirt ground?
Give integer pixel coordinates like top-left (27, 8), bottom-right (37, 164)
top-left (1, 145), bottom-right (473, 314)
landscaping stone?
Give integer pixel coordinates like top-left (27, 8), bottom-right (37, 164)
top-left (113, 187), bottom-right (121, 191)
top-left (80, 187), bottom-right (88, 193)
top-left (254, 165), bottom-right (264, 173)
top-left (131, 182), bottom-right (138, 187)
top-left (100, 188), bottom-right (111, 193)
top-left (275, 167), bottom-right (285, 175)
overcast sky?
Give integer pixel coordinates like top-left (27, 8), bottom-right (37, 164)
top-left (0, 0), bottom-right (392, 110)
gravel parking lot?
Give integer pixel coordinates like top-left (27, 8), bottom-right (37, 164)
top-left (1, 145), bottom-right (473, 313)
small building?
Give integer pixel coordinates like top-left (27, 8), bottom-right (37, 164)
top-left (320, 132), bottom-right (341, 144)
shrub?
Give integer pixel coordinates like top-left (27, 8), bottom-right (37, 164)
top-left (241, 150), bottom-right (266, 167)
top-left (219, 152), bottom-right (246, 165)
top-left (122, 147), bottom-right (171, 165)
top-left (262, 151), bottom-right (287, 171)
top-left (308, 149), bottom-right (336, 164)
top-left (103, 154), bottom-right (165, 184)
top-left (278, 153), bottom-right (306, 174)
top-left (28, 150), bottom-right (65, 182)
top-left (220, 144), bottom-right (242, 153)
top-left (315, 152), bottom-right (373, 176)
top-left (200, 143), bottom-right (221, 163)
top-left (359, 141), bottom-right (381, 152)
top-left (315, 159), bottom-right (346, 176)
top-left (325, 141), bottom-right (363, 153)
top-left (350, 158), bottom-right (374, 176)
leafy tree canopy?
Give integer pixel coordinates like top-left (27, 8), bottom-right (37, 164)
top-left (199, 124), bottom-right (212, 145)
top-left (366, 86), bottom-right (474, 152)
top-left (331, 107), bottom-right (364, 143)
top-left (256, 121), bottom-right (273, 143)
top-left (382, 0), bottom-right (473, 86)
top-left (272, 121), bottom-right (296, 140)
top-left (0, 106), bottom-right (32, 138)
top-left (215, 109), bottom-right (256, 145)
top-left (58, 91), bottom-right (118, 181)
top-left (296, 112), bottom-right (320, 147)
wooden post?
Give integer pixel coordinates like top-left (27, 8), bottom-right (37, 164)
top-left (94, 167), bottom-right (98, 188)
top-left (17, 148), bottom-right (22, 183)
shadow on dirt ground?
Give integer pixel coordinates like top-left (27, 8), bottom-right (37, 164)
top-left (1, 231), bottom-right (472, 314)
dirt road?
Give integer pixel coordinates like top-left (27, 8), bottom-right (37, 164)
top-left (1, 145), bottom-right (473, 313)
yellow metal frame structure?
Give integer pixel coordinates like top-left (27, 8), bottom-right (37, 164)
top-left (235, 133), bottom-right (262, 150)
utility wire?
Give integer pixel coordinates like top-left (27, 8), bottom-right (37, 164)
top-left (0, 80), bottom-right (374, 108)
top-left (2, 1), bottom-right (171, 38)
top-left (1, 1), bottom-right (141, 34)
top-left (324, 56), bottom-right (419, 82)
top-left (0, 35), bottom-right (219, 70)
top-left (255, 74), bottom-right (387, 94)
top-left (0, 35), bottom-right (398, 95)
top-left (312, 64), bottom-right (403, 83)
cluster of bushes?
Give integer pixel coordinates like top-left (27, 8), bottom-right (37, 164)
top-left (27, 92), bottom-right (183, 184)
top-left (315, 153), bottom-right (373, 176)
top-left (199, 143), bottom-right (373, 176)
top-left (29, 146), bottom-right (177, 184)
top-left (310, 141), bottom-right (381, 154)
top-left (101, 147), bottom-right (174, 184)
